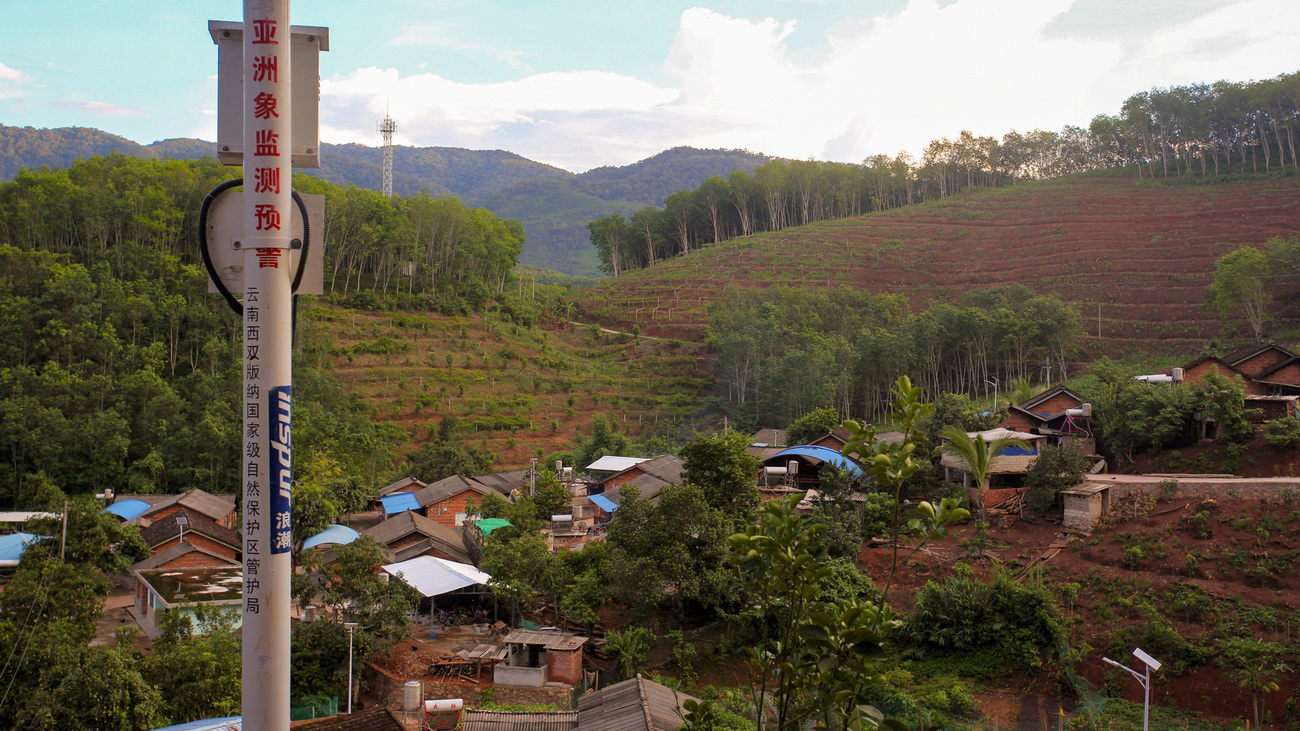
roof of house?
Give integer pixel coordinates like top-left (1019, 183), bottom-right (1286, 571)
top-left (768, 446), bottom-right (863, 478)
top-left (1254, 356), bottom-right (1300, 381)
top-left (115, 489), bottom-right (237, 524)
top-left (1177, 355), bottom-right (1243, 377)
top-left (606, 473), bottom-right (672, 505)
top-left (575, 676), bottom-right (698, 731)
top-left (940, 453), bottom-right (1038, 475)
top-left (1006, 404), bottom-right (1047, 424)
top-left (600, 455), bottom-right (684, 495)
top-left (750, 428), bottom-right (787, 446)
top-left (463, 711), bottom-right (580, 731)
top-left (412, 474), bottom-right (495, 505)
top-left (130, 540), bottom-right (240, 572)
top-left (586, 456), bottom-right (651, 473)
top-left (139, 508), bottom-right (240, 551)
top-left (376, 476), bottom-right (428, 498)
top-left (363, 511), bottom-right (470, 562)
top-left (1224, 343), bottom-right (1294, 366)
top-left (1016, 385), bottom-right (1084, 415)
top-left (473, 469), bottom-right (530, 496)
top-left (291, 707), bottom-right (405, 731)
top-left (502, 629), bottom-right (588, 651)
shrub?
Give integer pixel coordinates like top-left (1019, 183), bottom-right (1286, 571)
top-left (1263, 418), bottom-right (1300, 450)
top-left (1024, 444), bottom-right (1092, 512)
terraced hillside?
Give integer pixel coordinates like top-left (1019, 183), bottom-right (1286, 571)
top-left (577, 170), bottom-right (1300, 355)
top-left (300, 307), bottom-right (709, 469)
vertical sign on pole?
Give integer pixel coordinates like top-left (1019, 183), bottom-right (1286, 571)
top-left (242, 0), bottom-right (292, 728)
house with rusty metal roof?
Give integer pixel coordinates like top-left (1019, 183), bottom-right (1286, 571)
top-left (111, 488), bottom-right (238, 528)
top-left (360, 510), bottom-right (471, 564)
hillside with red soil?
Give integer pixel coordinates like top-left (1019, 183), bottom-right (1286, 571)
top-left (577, 170), bottom-right (1300, 355)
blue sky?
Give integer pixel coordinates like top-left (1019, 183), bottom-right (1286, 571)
top-left (1, 0), bottom-right (1296, 171)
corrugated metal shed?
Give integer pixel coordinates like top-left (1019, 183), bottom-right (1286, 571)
top-left (585, 456), bottom-right (650, 473)
top-left (462, 710), bottom-right (579, 731)
top-left (502, 629), bottom-right (588, 651)
top-left (382, 555), bottom-right (491, 597)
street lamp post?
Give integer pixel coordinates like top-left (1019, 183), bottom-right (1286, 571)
top-left (344, 622), bottom-right (358, 714)
top-left (1102, 647), bottom-right (1162, 731)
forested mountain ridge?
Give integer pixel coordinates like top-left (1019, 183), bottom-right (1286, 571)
top-left (0, 124), bottom-right (770, 275)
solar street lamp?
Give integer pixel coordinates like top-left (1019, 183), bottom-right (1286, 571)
top-left (1102, 647), bottom-right (1161, 731)
top-left (344, 622), bottom-right (358, 714)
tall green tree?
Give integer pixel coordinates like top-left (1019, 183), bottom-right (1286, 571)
top-left (1211, 245), bottom-right (1271, 341)
top-left (679, 431), bottom-right (760, 516)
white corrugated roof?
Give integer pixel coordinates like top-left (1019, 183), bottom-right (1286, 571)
top-left (586, 456), bottom-right (650, 472)
top-left (966, 428), bottom-right (1044, 441)
top-left (381, 555), bottom-right (492, 597)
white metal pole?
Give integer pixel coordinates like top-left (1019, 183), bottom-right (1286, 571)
top-left (1143, 664), bottom-right (1150, 731)
top-left (346, 623), bottom-right (356, 714)
top-left (241, 0), bottom-right (294, 729)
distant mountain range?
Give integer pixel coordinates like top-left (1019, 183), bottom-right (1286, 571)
top-left (0, 124), bottom-right (769, 275)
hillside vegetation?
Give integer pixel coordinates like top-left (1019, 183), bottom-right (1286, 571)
top-left (578, 170), bottom-right (1300, 357)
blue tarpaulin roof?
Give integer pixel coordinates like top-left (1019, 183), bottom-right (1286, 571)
top-left (303, 524), bottom-right (361, 550)
top-left (589, 493), bottom-right (619, 513)
top-left (771, 446), bottom-right (864, 477)
top-left (102, 499), bottom-right (150, 520)
top-left (381, 492), bottom-right (422, 515)
top-left (0, 532), bottom-right (44, 566)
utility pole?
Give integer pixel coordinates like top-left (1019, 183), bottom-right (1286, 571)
top-left (240, 2), bottom-right (294, 728)
top-left (206, 7), bottom-right (326, 729)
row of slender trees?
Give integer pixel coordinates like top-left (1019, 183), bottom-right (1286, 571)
top-left (591, 72), bottom-right (1300, 276)
top-left (0, 154), bottom-right (525, 301)
top-left (710, 285), bottom-right (1080, 423)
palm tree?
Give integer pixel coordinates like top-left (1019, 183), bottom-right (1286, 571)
top-left (938, 425), bottom-right (1028, 511)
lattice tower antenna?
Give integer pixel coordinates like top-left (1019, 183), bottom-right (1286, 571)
top-left (378, 109), bottom-right (396, 198)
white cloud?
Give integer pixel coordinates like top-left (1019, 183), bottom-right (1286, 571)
top-left (315, 0), bottom-right (1300, 171)
top-left (0, 62), bottom-right (30, 100)
top-left (51, 100), bottom-right (149, 117)
top-left (389, 21), bottom-right (531, 70)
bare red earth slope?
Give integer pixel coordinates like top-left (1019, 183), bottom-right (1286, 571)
top-left (579, 170), bottom-right (1300, 354)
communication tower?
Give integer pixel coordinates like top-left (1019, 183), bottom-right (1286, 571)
top-left (378, 112), bottom-right (396, 198)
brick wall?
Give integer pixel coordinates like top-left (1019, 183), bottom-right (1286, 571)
top-left (547, 649), bottom-right (583, 684)
top-left (155, 551), bottom-right (236, 570)
top-left (1027, 392), bottom-right (1081, 416)
top-left (1236, 350), bottom-right (1291, 378)
top-left (1266, 362), bottom-right (1300, 387)
top-left (1091, 477), bottom-right (1300, 505)
top-left (983, 487), bottom-right (1030, 508)
top-left (1002, 411), bottom-right (1040, 432)
top-left (152, 534), bottom-right (238, 561)
top-left (597, 468), bottom-right (645, 493)
top-left (424, 490), bottom-right (483, 528)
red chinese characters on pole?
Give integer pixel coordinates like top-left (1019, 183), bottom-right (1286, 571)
top-left (252, 56), bottom-right (277, 83)
top-left (253, 168), bottom-right (280, 194)
top-left (254, 204), bottom-right (281, 231)
top-left (253, 92), bottom-right (279, 120)
top-left (255, 249), bottom-right (283, 269)
top-left (254, 130), bottom-right (280, 157)
top-left (251, 19), bottom-right (278, 45)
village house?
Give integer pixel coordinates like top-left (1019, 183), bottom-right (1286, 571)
top-left (129, 543), bottom-right (242, 638)
top-left (460, 676), bottom-right (696, 731)
top-left (494, 629), bottom-right (587, 688)
top-left (940, 428), bottom-right (1045, 506)
top-left (139, 508), bottom-right (241, 563)
top-left (361, 510), bottom-right (472, 564)
top-left (107, 488), bottom-right (238, 528)
top-left (585, 455), bottom-right (684, 526)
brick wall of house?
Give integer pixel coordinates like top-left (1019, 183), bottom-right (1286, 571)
top-left (1185, 361), bottom-right (1238, 384)
top-left (390, 534), bottom-right (425, 553)
top-left (1023, 392), bottom-right (1082, 417)
top-left (597, 467), bottom-right (647, 493)
top-left (810, 434), bottom-right (846, 449)
top-left (1235, 350), bottom-right (1291, 378)
top-left (1002, 411), bottom-right (1040, 432)
top-left (1265, 362), bottom-right (1300, 387)
top-left (152, 534), bottom-right (238, 562)
top-left (424, 490), bottom-right (483, 528)
top-left (547, 649), bottom-right (583, 684)
top-left (154, 551), bottom-right (237, 570)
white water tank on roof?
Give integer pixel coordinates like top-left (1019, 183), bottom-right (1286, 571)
top-left (404, 681), bottom-right (423, 711)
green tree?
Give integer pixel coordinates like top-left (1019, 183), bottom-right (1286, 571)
top-left (785, 406), bottom-right (841, 445)
top-left (1218, 638), bottom-right (1290, 729)
top-left (480, 530), bottom-right (555, 626)
top-left (1211, 245), bottom-right (1271, 341)
top-left (1023, 443), bottom-right (1092, 511)
top-left (299, 538), bottom-right (418, 643)
top-left (605, 626), bottom-right (654, 680)
top-left (938, 425), bottom-right (1030, 511)
top-left (15, 645), bottom-right (167, 731)
top-left (147, 605), bottom-right (241, 723)
top-left (679, 431), bottom-right (760, 516)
